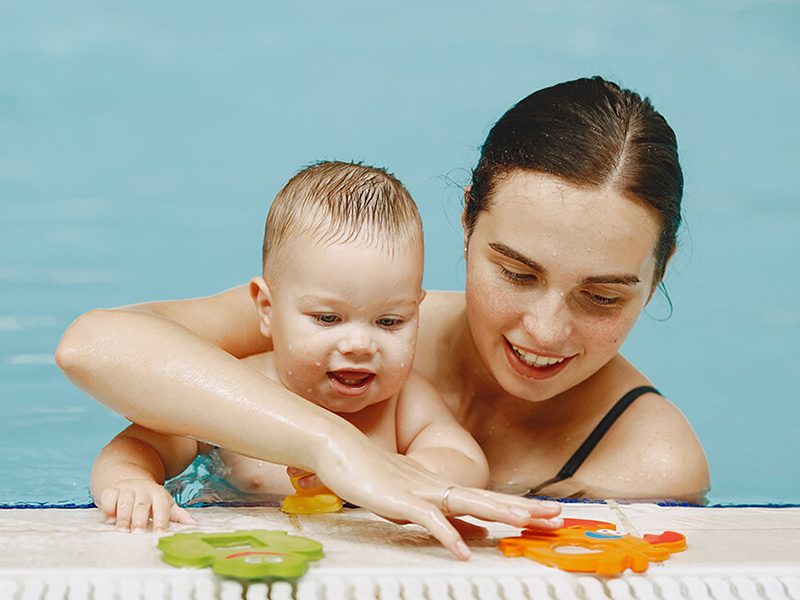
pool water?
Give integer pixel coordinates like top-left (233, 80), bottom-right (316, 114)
top-left (2, 1), bottom-right (799, 507)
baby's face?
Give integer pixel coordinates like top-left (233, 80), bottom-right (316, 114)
top-left (266, 234), bottom-right (424, 413)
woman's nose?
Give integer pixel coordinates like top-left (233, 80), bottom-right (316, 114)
top-left (337, 327), bottom-right (377, 356)
top-left (521, 291), bottom-right (573, 347)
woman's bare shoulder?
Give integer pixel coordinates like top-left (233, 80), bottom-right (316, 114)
top-left (577, 384), bottom-right (710, 503)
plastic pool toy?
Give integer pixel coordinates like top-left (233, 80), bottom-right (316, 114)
top-left (280, 473), bottom-right (343, 515)
top-left (499, 518), bottom-right (686, 576)
top-left (158, 529), bottom-right (323, 580)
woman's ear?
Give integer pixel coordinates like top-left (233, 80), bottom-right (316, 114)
top-left (647, 247), bottom-right (677, 304)
top-left (462, 185), bottom-right (471, 229)
top-left (462, 186), bottom-right (471, 257)
top-left (249, 276), bottom-right (273, 338)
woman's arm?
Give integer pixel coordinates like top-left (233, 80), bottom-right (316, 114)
top-left (57, 286), bottom-right (562, 559)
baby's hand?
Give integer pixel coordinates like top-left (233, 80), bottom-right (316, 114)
top-left (98, 478), bottom-right (196, 532)
top-left (286, 466), bottom-right (322, 490)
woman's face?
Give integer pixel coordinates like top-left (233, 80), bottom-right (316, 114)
top-left (464, 171), bottom-right (662, 402)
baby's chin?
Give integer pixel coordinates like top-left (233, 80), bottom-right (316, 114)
top-left (316, 395), bottom-right (388, 414)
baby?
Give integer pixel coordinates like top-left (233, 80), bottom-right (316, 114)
top-left (90, 160), bottom-right (489, 531)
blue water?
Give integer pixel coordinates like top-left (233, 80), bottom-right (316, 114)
top-left (2, 1), bottom-right (798, 507)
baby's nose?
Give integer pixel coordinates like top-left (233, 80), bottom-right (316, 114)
top-left (337, 330), bottom-right (377, 355)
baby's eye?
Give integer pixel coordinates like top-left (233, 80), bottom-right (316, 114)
top-left (312, 313), bottom-right (340, 325)
top-left (376, 317), bottom-right (403, 329)
top-left (499, 266), bottom-right (537, 284)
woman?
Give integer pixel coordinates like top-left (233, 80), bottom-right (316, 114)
top-left (57, 76), bottom-right (709, 558)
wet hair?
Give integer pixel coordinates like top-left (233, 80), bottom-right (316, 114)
top-left (466, 76), bottom-right (683, 284)
top-left (262, 161), bottom-right (422, 275)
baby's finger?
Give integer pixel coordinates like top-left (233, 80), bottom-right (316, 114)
top-left (286, 466), bottom-right (310, 477)
top-left (115, 489), bottom-right (135, 531)
top-left (169, 504), bottom-right (197, 525)
top-left (151, 494), bottom-right (172, 531)
top-left (98, 488), bottom-right (120, 521)
top-left (296, 473), bottom-right (322, 490)
top-left (130, 492), bottom-right (152, 533)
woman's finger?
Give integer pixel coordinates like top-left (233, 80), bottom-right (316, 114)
top-left (407, 503), bottom-right (471, 560)
top-left (437, 487), bottom-right (563, 529)
top-left (448, 517), bottom-right (489, 539)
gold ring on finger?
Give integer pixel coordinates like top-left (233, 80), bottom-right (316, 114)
top-left (440, 485), bottom-right (456, 514)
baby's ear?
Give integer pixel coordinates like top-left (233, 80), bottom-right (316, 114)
top-left (249, 276), bottom-right (273, 338)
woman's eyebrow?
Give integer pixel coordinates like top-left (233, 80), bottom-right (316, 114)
top-left (580, 274), bottom-right (641, 286)
top-left (489, 242), bottom-right (546, 273)
top-left (489, 242), bottom-right (641, 286)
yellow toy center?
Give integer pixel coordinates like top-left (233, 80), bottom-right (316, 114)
top-left (280, 474), bottom-right (343, 515)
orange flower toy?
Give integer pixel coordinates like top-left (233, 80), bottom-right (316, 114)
top-left (499, 518), bottom-right (686, 576)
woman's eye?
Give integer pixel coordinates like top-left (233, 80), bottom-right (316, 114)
top-left (499, 266), bottom-right (537, 284)
top-left (377, 317), bottom-right (403, 329)
top-left (312, 314), bottom-right (340, 325)
top-left (584, 292), bottom-right (620, 307)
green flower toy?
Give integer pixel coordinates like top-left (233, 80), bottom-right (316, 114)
top-left (158, 529), bottom-right (323, 580)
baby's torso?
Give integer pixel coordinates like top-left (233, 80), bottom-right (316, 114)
top-left (220, 352), bottom-right (400, 496)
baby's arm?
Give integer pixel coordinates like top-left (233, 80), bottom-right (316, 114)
top-left (396, 372), bottom-right (489, 489)
top-left (90, 424), bottom-right (200, 531)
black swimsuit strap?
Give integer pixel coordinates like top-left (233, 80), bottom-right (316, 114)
top-left (529, 385), bottom-right (660, 495)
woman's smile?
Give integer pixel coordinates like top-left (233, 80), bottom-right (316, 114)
top-left (503, 337), bottom-right (575, 380)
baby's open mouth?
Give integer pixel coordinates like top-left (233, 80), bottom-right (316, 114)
top-left (327, 370), bottom-right (376, 395)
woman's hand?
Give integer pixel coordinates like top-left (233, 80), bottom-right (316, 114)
top-left (308, 442), bottom-right (563, 560)
top-left (98, 478), bottom-right (196, 532)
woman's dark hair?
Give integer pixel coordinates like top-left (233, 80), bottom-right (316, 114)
top-left (466, 76), bottom-right (683, 284)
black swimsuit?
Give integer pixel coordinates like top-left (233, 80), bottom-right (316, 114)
top-left (528, 385), bottom-right (660, 496)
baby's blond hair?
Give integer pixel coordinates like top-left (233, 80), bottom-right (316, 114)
top-left (262, 161), bottom-right (422, 276)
